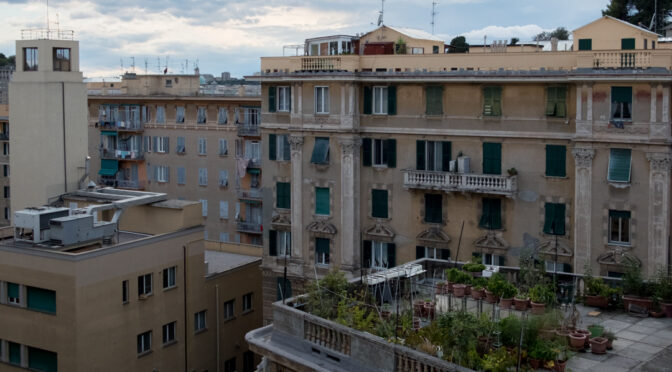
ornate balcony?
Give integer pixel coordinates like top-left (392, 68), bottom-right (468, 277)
top-left (237, 221), bottom-right (263, 234)
top-left (592, 51), bottom-right (651, 69)
top-left (100, 148), bottom-right (144, 161)
top-left (237, 188), bottom-right (262, 200)
top-left (402, 169), bottom-right (517, 198)
top-left (237, 124), bottom-right (260, 137)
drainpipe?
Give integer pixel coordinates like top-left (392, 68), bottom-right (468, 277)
top-left (183, 245), bottom-right (188, 372)
top-left (61, 82), bottom-right (68, 193)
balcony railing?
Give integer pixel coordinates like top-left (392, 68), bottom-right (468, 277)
top-left (237, 188), bottom-right (263, 200)
top-left (99, 120), bottom-right (144, 131)
top-left (0, 132), bottom-right (8, 141)
top-left (301, 56), bottom-right (342, 71)
top-left (237, 124), bottom-right (260, 136)
top-left (402, 169), bottom-right (517, 197)
top-left (100, 149), bottom-right (144, 161)
top-left (237, 221), bottom-right (262, 234)
top-left (593, 51), bottom-right (651, 69)
top-left (116, 179), bottom-right (146, 190)
top-left (246, 158), bottom-right (262, 168)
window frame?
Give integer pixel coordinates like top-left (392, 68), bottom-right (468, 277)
top-left (315, 86), bottom-right (330, 114)
top-left (276, 182), bottom-right (291, 209)
top-left (424, 193), bottom-right (442, 224)
top-left (53, 47), bottom-right (71, 71)
top-left (372, 86), bottom-right (389, 115)
top-left (609, 210), bottom-right (631, 245)
top-left (242, 292), bottom-right (253, 312)
top-left (162, 321), bottom-right (177, 345)
top-left (223, 299), bottom-right (235, 320)
top-left (607, 148), bottom-right (632, 183)
top-left (610, 87), bottom-right (632, 123)
top-left (277, 86), bottom-right (291, 112)
top-left (198, 138), bottom-right (207, 155)
top-left (194, 310), bottom-right (207, 332)
top-left (137, 331), bottom-right (152, 355)
top-left (176, 106), bottom-right (185, 123)
top-left (23, 47), bottom-right (38, 71)
top-left (163, 266), bottom-right (176, 290)
top-left (315, 237), bottom-right (330, 265)
top-left (370, 241), bottom-right (390, 269)
top-left (138, 273), bottom-right (153, 297)
top-left (371, 189), bottom-right (389, 219)
top-left (315, 187), bottom-right (330, 215)
top-left (122, 280), bottom-right (129, 304)
top-left (197, 106), bottom-right (207, 124)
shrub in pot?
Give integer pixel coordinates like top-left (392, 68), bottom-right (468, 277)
top-left (500, 282), bottom-right (517, 309)
top-left (486, 272), bottom-right (507, 303)
top-left (654, 267), bottom-right (672, 317)
top-left (463, 261), bottom-right (486, 277)
top-left (590, 337), bottom-right (608, 354)
top-left (514, 291), bottom-right (529, 311)
top-left (584, 270), bottom-right (610, 308)
top-left (602, 330), bottom-right (616, 350)
top-left (471, 277), bottom-right (488, 300)
top-left (622, 263), bottom-right (653, 313)
top-left (530, 284), bottom-right (555, 314)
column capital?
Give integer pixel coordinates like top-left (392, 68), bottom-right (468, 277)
top-left (647, 152), bottom-right (672, 173)
top-left (338, 137), bottom-right (362, 156)
top-left (288, 135), bottom-right (304, 151)
top-left (572, 148), bottom-right (595, 168)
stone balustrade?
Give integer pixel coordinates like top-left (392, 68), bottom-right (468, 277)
top-left (402, 169), bottom-right (517, 197)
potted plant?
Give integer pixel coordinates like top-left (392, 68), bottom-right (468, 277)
top-left (486, 272), bottom-right (506, 304)
top-left (530, 283), bottom-right (555, 315)
top-left (471, 277), bottom-right (488, 300)
top-left (568, 331), bottom-right (586, 349)
top-left (551, 343), bottom-right (572, 372)
top-left (584, 270), bottom-right (610, 308)
top-left (590, 337), bottom-right (608, 354)
top-left (463, 261), bottom-right (486, 277)
top-left (514, 291), bottom-right (529, 311)
top-left (654, 267), bottom-right (672, 317)
top-left (602, 329), bottom-right (617, 350)
top-left (381, 303), bottom-right (392, 320)
top-left (500, 282), bottom-right (517, 309)
top-left (622, 263), bottom-right (654, 313)
top-left (507, 167), bottom-right (518, 176)
top-left (587, 324), bottom-right (604, 338)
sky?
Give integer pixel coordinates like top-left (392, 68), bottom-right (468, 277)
top-left (0, 0), bottom-right (610, 80)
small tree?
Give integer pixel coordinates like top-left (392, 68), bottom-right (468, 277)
top-left (510, 37), bottom-right (520, 45)
top-left (449, 36), bottom-right (469, 53)
top-left (534, 27), bottom-right (570, 41)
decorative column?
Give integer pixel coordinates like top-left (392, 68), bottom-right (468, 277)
top-left (288, 135), bottom-right (304, 258)
top-left (586, 84), bottom-right (593, 122)
top-left (651, 84), bottom-right (657, 123)
top-left (572, 147), bottom-right (595, 272)
top-left (663, 85), bottom-right (670, 124)
top-left (339, 137), bottom-right (362, 271)
top-left (646, 153), bottom-right (671, 277)
top-left (575, 85), bottom-right (582, 122)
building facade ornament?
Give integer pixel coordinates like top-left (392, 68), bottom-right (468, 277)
top-left (572, 148), bottom-right (595, 168)
top-left (597, 245), bottom-right (642, 267)
top-left (271, 213), bottom-right (291, 230)
top-left (306, 220), bottom-right (337, 235)
top-left (417, 227), bottom-right (451, 248)
top-left (288, 135), bottom-right (304, 151)
top-left (338, 137), bottom-right (362, 156)
top-left (536, 238), bottom-right (573, 258)
top-left (646, 153), bottom-right (672, 173)
top-left (363, 221), bottom-right (395, 243)
top-left (474, 230), bottom-right (509, 251)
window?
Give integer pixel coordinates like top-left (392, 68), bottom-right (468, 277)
top-left (224, 299), bottom-right (235, 320)
top-left (543, 203), bottom-right (566, 235)
top-left (363, 86), bottom-right (397, 115)
top-left (608, 148), bottom-right (632, 183)
top-left (269, 86), bottom-right (291, 112)
top-left (194, 310), bottom-right (207, 332)
top-left (268, 134), bottom-right (290, 161)
top-left (609, 210), bottom-right (631, 244)
top-left (219, 170), bottom-right (228, 187)
top-left (315, 187), bottom-right (330, 215)
top-left (200, 199), bottom-right (208, 217)
top-left (243, 351), bottom-right (255, 372)
top-left (176, 136), bottom-right (186, 153)
top-left (621, 38), bottom-right (635, 50)
top-left (545, 145), bottom-right (566, 177)
top-left (219, 138), bottom-right (228, 156)
top-left (7, 282), bottom-right (19, 304)
top-left (479, 198), bottom-right (502, 230)
top-left (141, 105), bottom-right (150, 123)
top-left (276, 277), bottom-right (292, 301)
top-left (138, 273), bottom-right (153, 297)
top-left (156, 165), bottom-right (169, 183)
top-left (482, 142), bottom-right (502, 175)
top-left (9, 342), bottom-right (21, 365)
top-left (424, 193), bottom-right (442, 223)
top-left (483, 86), bottom-right (502, 116)
top-left (162, 322), bottom-right (176, 345)
top-left (243, 292), bottom-right (253, 312)
top-left (269, 230), bottom-right (291, 257)
top-left (197, 107), bottom-right (207, 124)
top-left (480, 253), bottom-right (506, 266)
top-left (4, 186), bottom-right (9, 198)
top-left (3, 164), bottom-right (9, 177)
top-left (244, 107), bottom-right (260, 125)
top-left (275, 182), bottom-right (291, 209)
top-left (163, 266), bottom-right (176, 289)
top-left (156, 106), bottom-right (166, 124)
top-left (315, 86), bottom-right (330, 114)
top-left (363, 240), bottom-right (396, 269)
top-left (218, 107), bottom-right (228, 124)
top-left (220, 232), bottom-right (229, 242)
top-left (244, 140), bottom-right (261, 161)
top-left (220, 201), bottom-right (229, 218)
top-left (611, 87), bottom-right (632, 123)
top-left (545, 261), bottom-right (572, 273)
top-left (3, 142), bottom-right (8, 155)
top-left (198, 138), bottom-right (207, 155)
top-left (199, 168), bottom-right (208, 186)
top-left (373, 86), bottom-right (388, 114)
top-left (578, 39), bottom-right (592, 51)
top-left (315, 237), bottom-right (330, 265)
top-left (371, 189), bottom-right (388, 218)
top-left (546, 86), bottom-right (566, 117)
top-left (433, 45), bottom-right (439, 54)
top-left (155, 136), bottom-right (169, 153)
top-left (310, 137), bottom-right (330, 164)
top-left (416, 141), bottom-right (450, 171)
top-left (165, 79), bottom-right (172, 87)
top-left (23, 47), bottom-right (38, 71)
top-left (52, 47), bottom-right (71, 71)
top-left (177, 167), bottom-right (186, 185)
top-left (362, 138), bottom-right (396, 167)
top-left (122, 280), bottom-right (129, 304)
top-left (416, 246), bottom-right (450, 260)
top-left (425, 86), bottom-right (443, 115)
top-left (27, 346), bottom-right (57, 372)
top-left (225, 357), bottom-right (237, 372)
top-left (137, 331), bottom-right (152, 355)
top-left (176, 106), bottom-right (185, 123)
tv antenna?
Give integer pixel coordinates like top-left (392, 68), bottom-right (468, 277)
top-left (377, 0), bottom-right (385, 26)
top-left (144, 58), bottom-right (148, 74)
top-left (431, 1), bottom-right (438, 35)
top-left (130, 56), bottom-right (135, 73)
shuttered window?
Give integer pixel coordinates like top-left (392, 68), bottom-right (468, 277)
top-left (27, 286), bottom-right (56, 314)
top-left (543, 203), bottom-right (566, 235)
top-left (621, 38), bottom-right (635, 50)
top-left (425, 86), bottom-right (443, 115)
top-left (28, 347), bottom-right (58, 372)
top-left (609, 210), bottom-right (631, 244)
top-left (546, 86), bottom-right (566, 117)
top-left (371, 189), bottom-right (388, 218)
top-left (310, 137), bottom-right (330, 164)
top-left (611, 87), bottom-right (632, 122)
top-left (545, 145), bottom-right (566, 177)
top-left (9, 342), bottom-right (21, 365)
top-left (416, 141), bottom-right (450, 171)
top-left (315, 238), bottom-right (330, 265)
top-left (268, 86), bottom-right (277, 112)
top-left (362, 138), bottom-right (396, 167)
top-left (483, 86), bottom-right (502, 116)
top-left (479, 198), bottom-right (502, 230)
top-left (424, 194), bottom-right (442, 223)
top-left (482, 142), bottom-right (502, 175)
top-left (7, 282), bottom-right (19, 302)
top-left (315, 187), bottom-right (330, 215)
top-left (277, 182), bottom-right (291, 209)
top-left (578, 39), bottom-right (592, 51)
top-left (608, 148), bottom-right (632, 183)
top-left (363, 86), bottom-right (396, 115)
top-left (363, 240), bottom-right (396, 268)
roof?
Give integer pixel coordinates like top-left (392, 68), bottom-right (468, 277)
top-left (204, 250), bottom-right (260, 276)
top-left (151, 199), bottom-right (200, 209)
top-left (385, 25), bottom-right (444, 42)
top-left (573, 15), bottom-right (659, 36)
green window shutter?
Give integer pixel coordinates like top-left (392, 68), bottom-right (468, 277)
top-left (310, 137), bottom-right (330, 164)
top-left (425, 194), bottom-right (442, 223)
top-left (372, 189), bottom-right (388, 218)
top-left (608, 148), bottom-right (632, 182)
top-left (363, 240), bottom-right (372, 268)
top-left (269, 134), bottom-right (277, 161)
top-left (492, 87), bottom-right (502, 116)
top-left (609, 210), bottom-right (631, 219)
top-left (554, 203), bottom-right (566, 235)
top-left (269, 230), bottom-right (277, 256)
top-left (8, 282), bottom-right (19, 298)
top-left (416, 140), bottom-right (426, 170)
top-left (498, 256), bottom-right (506, 266)
top-left (387, 86), bottom-right (397, 115)
top-left (556, 87), bottom-right (567, 117)
top-left (27, 286), bottom-right (56, 313)
top-left (483, 86), bottom-right (492, 115)
top-left (363, 86), bottom-right (372, 115)
top-left (578, 39), bottom-right (592, 51)
top-left (621, 38), bottom-right (635, 50)
top-left (546, 86), bottom-right (557, 116)
top-left (315, 187), bottom-right (330, 215)
top-left (387, 243), bottom-right (396, 268)
top-left (316, 238), bottom-right (330, 255)
top-left (277, 182), bottom-right (290, 209)
top-left (268, 86), bottom-right (277, 112)
top-left (543, 203), bottom-right (555, 234)
top-left (9, 342), bottom-right (21, 365)
top-left (479, 198), bottom-right (502, 229)
top-left (483, 142), bottom-right (502, 175)
top-left (385, 139), bottom-right (396, 168)
top-left (611, 87), bottom-right (632, 103)
top-left (441, 141), bottom-right (452, 171)
top-left (28, 347), bottom-right (58, 372)
top-left (416, 246), bottom-right (424, 259)
top-left (544, 203), bottom-right (565, 235)
top-left (545, 145), bottom-right (566, 177)
top-left (362, 138), bottom-right (372, 166)
top-left (288, 87), bottom-right (292, 111)
top-left (425, 86), bottom-right (443, 115)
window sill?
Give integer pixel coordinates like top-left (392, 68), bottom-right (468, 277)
top-left (372, 165), bottom-right (389, 172)
top-left (138, 293), bottom-right (153, 300)
top-left (242, 309), bottom-right (254, 315)
top-left (137, 350), bottom-right (153, 358)
top-left (194, 328), bottom-right (208, 335)
top-left (608, 181), bottom-right (631, 189)
top-left (219, 154), bottom-right (229, 157)
top-left (198, 154), bottom-right (207, 157)
top-left (543, 175), bottom-right (569, 181)
top-left (163, 285), bottom-right (177, 292)
top-left (312, 163), bottom-right (330, 172)
top-left (423, 114), bottom-right (443, 119)
top-left (162, 340), bottom-right (178, 348)
top-left (223, 316), bottom-right (236, 323)
top-left (607, 242), bottom-right (632, 248)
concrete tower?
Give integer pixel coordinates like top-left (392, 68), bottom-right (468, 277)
top-left (9, 30), bottom-right (88, 212)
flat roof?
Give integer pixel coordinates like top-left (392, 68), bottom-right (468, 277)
top-left (205, 250), bottom-right (261, 276)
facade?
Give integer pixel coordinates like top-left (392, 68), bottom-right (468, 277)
top-left (87, 73), bottom-right (264, 246)
top-left (254, 16), bottom-right (672, 322)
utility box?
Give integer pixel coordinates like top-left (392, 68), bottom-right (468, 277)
top-left (14, 207), bottom-right (71, 244)
top-left (458, 156), bottom-right (471, 173)
top-left (49, 215), bottom-right (116, 247)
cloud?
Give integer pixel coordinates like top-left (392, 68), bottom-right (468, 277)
top-left (455, 24), bottom-right (547, 44)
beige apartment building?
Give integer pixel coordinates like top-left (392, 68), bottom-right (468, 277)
top-left (87, 74), bottom-right (264, 247)
top-left (254, 16), bottom-right (672, 322)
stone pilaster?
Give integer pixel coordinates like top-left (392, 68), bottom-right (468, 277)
top-left (338, 137), bottom-right (362, 270)
top-left (663, 85), bottom-right (670, 123)
top-left (646, 153), bottom-right (671, 276)
top-left (572, 147), bottom-right (595, 272)
top-left (651, 84), bottom-right (657, 123)
top-left (586, 84), bottom-right (593, 122)
top-left (575, 85), bottom-right (582, 121)
top-left (289, 135), bottom-right (304, 258)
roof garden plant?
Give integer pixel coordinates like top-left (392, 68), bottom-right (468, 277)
top-left (463, 261), bottom-right (486, 273)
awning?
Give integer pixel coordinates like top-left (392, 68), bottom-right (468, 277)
top-left (98, 159), bottom-right (118, 176)
top-left (247, 168), bottom-right (261, 175)
top-left (101, 131), bottom-right (117, 136)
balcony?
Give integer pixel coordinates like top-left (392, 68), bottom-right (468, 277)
top-left (237, 188), bottom-right (263, 200)
top-left (237, 124), bottom-right (260, 137)
top-left (0, 132), bottom-right (8, 141)
top-left (116, 179), bottom-right (146, 190)
top-left (237, 221), bottom-right (263, 234)
top-left (592, 51), bottom-right (651, 69)
top-left (402, 169), bottom-right (517, 197)
top-left (301, 56), bottom-right (342, 71)
top-left (100, 149), bottom-right (144, 161)
top-left (98, 120), bottom-right (144, 132)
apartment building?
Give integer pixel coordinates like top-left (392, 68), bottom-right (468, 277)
top-left (0, 100), bottom-right (9, 226)
top-left (254, 15), bottom-right (672, 322)
top-left (87, 73), bottom-right (264, 246)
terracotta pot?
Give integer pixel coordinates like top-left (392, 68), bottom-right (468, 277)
top-left (500, 297), bottom-right (514, 309)
top-left (585, 295), bottom-right (609, 308)
top-left (464, 285), bottom-right (472, 296)
top-left (530, 301), bottom-right (546, 315)
top-left (453, 284), bottom-right (466, 298)
top-left (651, 310), bottom-right (665, 318)
top-left (381, 310), bottom-right (391, 320)
top-left (514, 297), bottom-right (529, 311)
top-left (424, 302), bottom-right (435, 319)
top-left (469, 271), bottom-right (482, 278)
top-left (529, 358), bottom-right (541, 369)
top-left (553, 360), bottom-right (567, 372)
top-left (606, 338), bottom-right (614, 350)
top-left (477, 336), bottom-right (491, 354)
top-left (622, 295), bottom-right (653, 312)
top-left (484, 290), bottom-right (499, 304)
top-left (471, 288), bottom-right (485, 300)
top-left (576, 329), bottom-right (591, 348)
top-left (436, 282), bottom-right (444, 295)
top-left (590, 337), bottom-right (608, 354)
top-left (413, 317), bottom-right (421, 329)
top-left (661, 302), bottom-right (672, 318)
top-left (569, 332), bottom-right (587, 349)
top-left (446, 282), bottom-right (454, 293)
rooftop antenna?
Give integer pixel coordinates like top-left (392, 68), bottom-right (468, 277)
top-left (156, 57), bottom-right (161, 73)
top-left (120, 58), bottom-right (123, 74)
top-left (130, 56), bottom-right (135, 73)
top-left (185, 59), bottom-right (189, 73)
top-left (649, 0), bottom-right (657, 34)
top-left (144, 57), bottom-right (148, 74)
top-left (431, 1), bottom-right (438, 35)
top-left (377, 0), bottom-right (385, 26)
top-left (46, 0), bottom-right (49, 30)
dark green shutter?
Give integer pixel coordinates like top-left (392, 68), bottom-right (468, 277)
top-left (362, 138), bottom-right (372, 166)
top-left (543, 203), bottom-right (554, 234)
top-left (277, 182), bottom-right (290, 209)
top-left (363, 86), bottom-right (372, 115)
top-left (288, 87), bottom-right (292, 111)
top-left (283, 135), bottom-right (290, 160)
top-left (316, 238), bottom-right (330, 257)
top-left (269, 230), bottom-right (277, 256)
top-left (492, 87), bottom-right (502, 116)
top-left (416, 140), bottom-right (426, 170)
top-left (385, 139), bottom-right (396, 168)
top-left (27, 286), bottom-right (56, 313)
top-left (9, 342), bottom-right (21, 365)
top-left (28, 347), bottom-right (57, 372)
top-left (315, 187), bottom-right (329, 215)
top-left (387, 243), bottom-right (396, 268)
top-left (372, 189), bottom-right (388, 218)
top-left (479, 198), bottom-right (502, 229)
top-left (546, 145), bottom-right (566, 177)
top-left (608, 148), bottom-right (632, 182)
top-left (440, 249), bottom-right (451, 260)
top-left (269, 134), bottom-right (277, 161)
top-left (416, 246), bottom-right (424, 259)
top-left (544, 203), bottom-right (565, 235)
top-left (363, 240), bottom-right (372, 268)
top-left (425, 194), bottom-right (442, 223)
top-left (546, 87), bottom-right (557, 116)
top-left (578, 39), bottom-right (592, 51)
top-left (387, 86), bottom-right (397, 115)
top-left (8, 282), bottom-right (19, 298)
top-left (483, 142), bottom-right (502, 175)
top-left (498, 256), bottom-right (506, 266)
top-left (426, 86), bottom-right (443, 115)
top-left (611, 87), bottom-right (632, 103)
top-left (310, 138), bottom-right (329, 164)
top-left (554, 204), bottom-right (566, 235)
top-left (268, 86), bottom-right (277, 112)
top-left (621, 38), bottom-right (635, 50)
top-left (441, 142), bottom-right (452, 171)
top-left (609, 210), bottom-right (631, 219)
top-left (556, 87), bottom-right (567, 117)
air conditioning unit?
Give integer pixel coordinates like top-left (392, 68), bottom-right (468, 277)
top-left (458, 156), bottom-right (470, 173)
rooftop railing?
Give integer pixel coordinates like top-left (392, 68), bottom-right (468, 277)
top-left (21, 29), bottom-right (75, 41)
